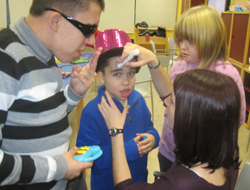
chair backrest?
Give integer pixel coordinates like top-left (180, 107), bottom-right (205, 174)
top-left (158, 56), bottom-right (170, 69)
top-left (168, 37), bottom-right (178, 66)
top-left (150, 40), bottom-right (156, 54)
top-left (135, 65), bottom-right (154, 121)
top-left (149, 40), bottom-right (170, 73)
top-left (135, 65), bottom-right (151, 97)
top-left (235, 162), bottom-right (250, 190)
top-left (168, 37), bottom-right (175, 50)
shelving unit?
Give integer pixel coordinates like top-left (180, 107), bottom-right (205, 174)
top-left (134, 26), bottom-right (168, 51)
top-left (221, 11), bottom-right (250, 129)
top-left (181, 0), bottom-right (208, 14)
top-left (242, 68), bottom-right (250, 128)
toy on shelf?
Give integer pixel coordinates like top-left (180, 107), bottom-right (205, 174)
top-left (61, 72), bottom-right (71, 79)
top-left (74, 145), bottom-right (103, 162)
top-left (71, 57), bottom-right (89, 64)
top-left (229, 2), bottom-right (250, 11)
top-left (55, 57), bottom-right (89, 64)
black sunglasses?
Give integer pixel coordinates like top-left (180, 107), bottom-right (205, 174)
top-left (44, 8), bottom-right (97, 38)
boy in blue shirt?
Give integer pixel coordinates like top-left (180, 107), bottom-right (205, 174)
top-left (76, 29), bottom-right (160, 190)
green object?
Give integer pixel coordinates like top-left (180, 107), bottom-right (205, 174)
top-left (71, 57), bottom-right (89, 64)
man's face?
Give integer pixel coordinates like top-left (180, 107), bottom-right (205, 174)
top-left (53, 2), bottom-right (102, 63)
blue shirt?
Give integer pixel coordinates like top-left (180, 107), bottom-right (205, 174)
top-left (76, 85), bottom-right (160, 190)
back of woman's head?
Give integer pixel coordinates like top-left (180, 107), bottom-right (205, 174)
top-left (173, 69), bottom-right (240, 174)
top-left (174, 5), bottom-right (227, 69)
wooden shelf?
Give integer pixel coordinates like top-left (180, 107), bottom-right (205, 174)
top-left (222, 11), bottom-right (250, 130)
top-left (136, 36), bottom-right (166, 45)
top-left (246, 103), bottom-right (250, 111)
top-left (134, 26), bottom-right (167, 51)
top-left (244, 86), bottom-right (250, 93)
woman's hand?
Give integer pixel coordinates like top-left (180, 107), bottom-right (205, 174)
top-left (98, 91), bottom-right (130, 130)
top-left (121, 43), bottom-right (158, 69)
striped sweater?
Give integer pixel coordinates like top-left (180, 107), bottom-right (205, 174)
top-left (0, 17), bottom-right (83, 189)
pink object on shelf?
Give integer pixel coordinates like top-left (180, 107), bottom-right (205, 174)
top-left (145, 34), bottom-right (150, 41)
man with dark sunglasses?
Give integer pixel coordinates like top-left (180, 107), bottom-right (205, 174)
top-left (0, 0), bottom-right (104, 190)
top-left (44, 7), bottom-right (98, 39)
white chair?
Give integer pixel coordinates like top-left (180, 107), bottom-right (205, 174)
top-left (150, 40), bottom-right (170, 55)
top-left (135, 65), bottom-right (154, 121)
top-left (150, 40), bottom-right (171, 74)
top-left (157, 56), bottom-right (170, 75)
top-left (168, 37), bottom-right (178, 67)
top-left (235, 162), bottom-right (250, 190)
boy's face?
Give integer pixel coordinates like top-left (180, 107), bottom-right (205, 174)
top-left (98, 56), bottom-right (136, 106)
top-left (52, 2), bottom-right (102, 63)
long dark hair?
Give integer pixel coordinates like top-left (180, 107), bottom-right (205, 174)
top-left (173, 69), bottom-right (240, 175)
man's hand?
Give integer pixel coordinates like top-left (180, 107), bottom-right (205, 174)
top-left (70, 47), bottom-right (102, 96)
top-left (62, 147), bottom-right (93, 180)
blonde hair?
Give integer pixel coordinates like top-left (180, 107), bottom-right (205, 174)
top-left (174, 5), bottom-right (227, 69)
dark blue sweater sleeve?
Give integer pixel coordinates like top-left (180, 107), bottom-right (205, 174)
top-left (124, 138), bottom-right (141, 161)
top-left (142, 97), bottom-right (160, 149)
top-left (76, 108), bottom-right (112, 170)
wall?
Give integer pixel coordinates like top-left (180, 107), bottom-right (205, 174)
top-left (0, 0), bottom-right (7, 27)
top-left (0, 0), bottom-right (178, 33)
top-left (208, 0), bottom-right (227, 14)
top-left (98, 0), bottom-right (135, 33)
top-left (99, 0), bottom-right (177, 32)
top-left (8, 0), bottom-right (32, 25)
top-left (0, 0), bottom-right (32, 27)
top-left (135, 0), bottom-right (177, 30)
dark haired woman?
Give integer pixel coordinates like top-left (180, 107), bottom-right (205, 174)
top-left (98, 69), bottom-right (240, 190)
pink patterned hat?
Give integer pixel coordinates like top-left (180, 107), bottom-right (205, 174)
top-left (95, 29), bottom-right (131, 53)
top-left (95, 29), bottom-right (140, 73)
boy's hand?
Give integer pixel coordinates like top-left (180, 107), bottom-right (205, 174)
top-left (133, 136), bottom-right (141, 144)
top-left (133, 136), bottom-right (142, 157)
top-left (136, 133), bottom-right (155, 155)
top-left (70, 47), bottom-right (102, 96)
top-left (62, 147), bottom-right (93, 180)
